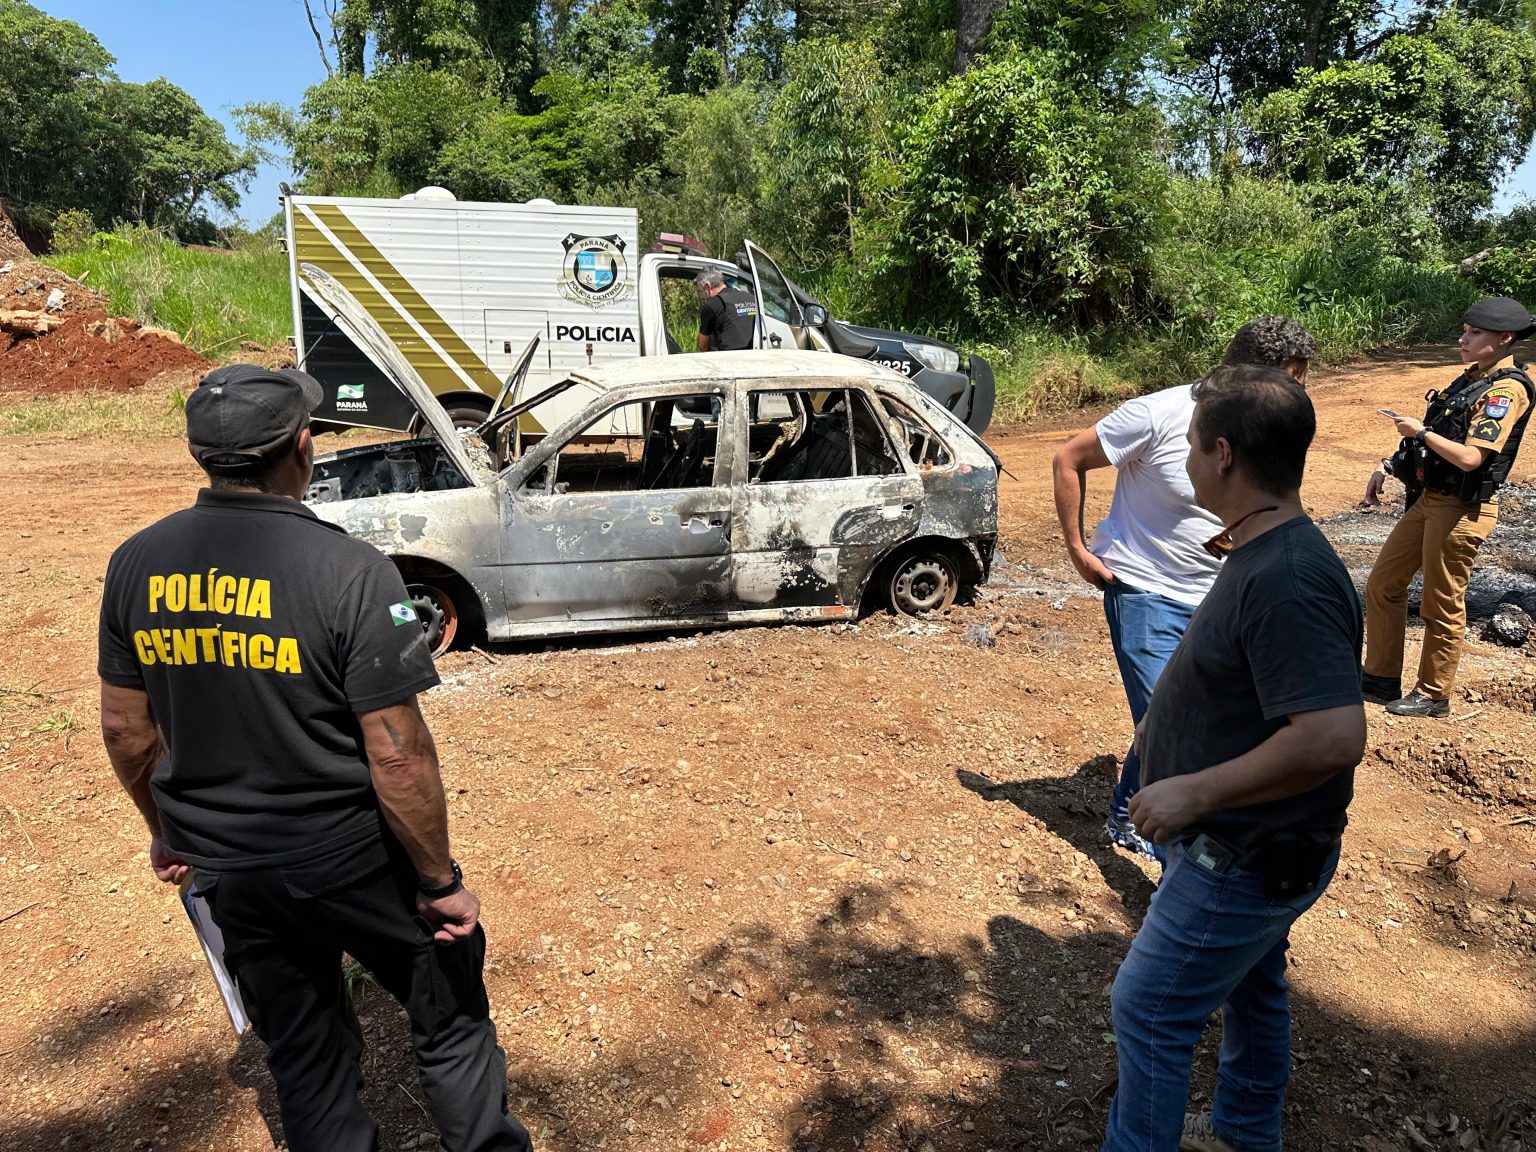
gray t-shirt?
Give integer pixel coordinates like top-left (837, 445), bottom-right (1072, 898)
top-left (1140, 516), bottom-right (1363, 855)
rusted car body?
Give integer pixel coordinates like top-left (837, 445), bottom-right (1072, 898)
top-left (301, 274), bottom-right (998, 651)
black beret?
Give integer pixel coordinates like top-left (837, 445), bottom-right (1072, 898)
top-left (1464, 297), bottom-right (1536, 339)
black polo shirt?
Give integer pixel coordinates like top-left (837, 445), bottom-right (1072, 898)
top-left (699, 288), bottom-right (758, 351)
top-left (98, 488), bottom-right (440, 870)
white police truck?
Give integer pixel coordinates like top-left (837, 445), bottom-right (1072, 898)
top-left (283, 186), bottom-right (994, 438)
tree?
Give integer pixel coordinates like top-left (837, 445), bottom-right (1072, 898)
top-left (242, 64), bottom-right (491, 198)
top-left (92, 79), bottom-right (256, 236)
top-left (0, 1), bottom-right (108, 232)
top-left (988, 0), bottom-right (1169, 92)
top-left (765, 38), bottom-right (888, 264)
top-left (331, 0), bottom-right (541, 108)
top-left (1246, 10), bottom-right (1536, 230)
top-left (0, 0), bottom-right (253, 241)
top-left (877, 53), bottom-right (1167, 329)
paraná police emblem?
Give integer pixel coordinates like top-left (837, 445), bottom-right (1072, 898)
top-left (559, 234), bottom-right (634, 310)
top-left (389, 601), bottom-right (417, 627)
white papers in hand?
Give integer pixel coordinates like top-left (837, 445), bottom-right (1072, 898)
top-left (179, 878), bottom-right (251, 1035)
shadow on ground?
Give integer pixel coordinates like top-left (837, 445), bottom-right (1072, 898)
top-left (956, 759), bottom-right (1157, 915)
top-left (695, 879), bottom-right (1536, 1151)
top-left (0, 973), bottom-right (687, 1152)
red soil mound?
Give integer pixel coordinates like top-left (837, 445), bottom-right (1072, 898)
top-left (0, 205), bottom-right (30, 262)
top-left (0, 314), bottom-right (212, 394)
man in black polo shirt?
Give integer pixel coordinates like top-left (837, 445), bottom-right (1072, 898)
top-left (695, 269), bottom-right (758, 351)
top-left (1100, 365), bottom-right (1366, 1152)
top-left (98, 366), bottom-right (531, 1152)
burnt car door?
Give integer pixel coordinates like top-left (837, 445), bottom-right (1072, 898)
top-left (494, 387), bottom-right (736, 632)
top-left (730, 380), bottom-right (922, 612)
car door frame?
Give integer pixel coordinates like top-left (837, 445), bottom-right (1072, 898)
top-left (488, 380), bottom-right (740, 638)
top-left (727, 375), bottom-right (924, 619)
top-left (742, 240), bottom-right (807, 352)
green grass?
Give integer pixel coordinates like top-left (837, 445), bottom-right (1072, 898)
top-left (0, 388), bottom-right (187, 438)
top-left (44, 226), bottom-right (291, 357)
top-left (977, 338), bottom-right (1139, 424)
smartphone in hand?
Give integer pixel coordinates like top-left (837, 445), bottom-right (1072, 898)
top-left (1377, 408), bottom-right (1401, 419)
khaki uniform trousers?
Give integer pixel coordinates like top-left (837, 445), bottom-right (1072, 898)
top-left (1364, 489), bottom-right (1496, 700)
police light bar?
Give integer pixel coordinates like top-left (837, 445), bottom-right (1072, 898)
top-left (652, 232), bottom-right (709, 257)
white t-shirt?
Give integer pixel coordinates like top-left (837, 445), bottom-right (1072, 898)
top-left (1090, 383), bottom-right (1223, 606)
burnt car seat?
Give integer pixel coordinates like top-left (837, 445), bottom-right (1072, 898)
top-left (649, 419), bottom-right (709, 489)
top-left (758, 412), bottom-right (853, 483)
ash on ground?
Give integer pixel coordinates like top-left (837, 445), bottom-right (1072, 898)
top-left (1320, 484), bottom-right (1536, 627)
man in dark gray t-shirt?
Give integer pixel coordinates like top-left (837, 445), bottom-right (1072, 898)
top-left (1101, 366), bottom-right (1366, 1152)
top-left (1136, 517), bottom-right (1362, 858)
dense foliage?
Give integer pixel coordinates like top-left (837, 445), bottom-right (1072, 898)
top-left (0, 0), bottom-right (256, 243)
top-left (15, 0), bottom-right (1536, 408)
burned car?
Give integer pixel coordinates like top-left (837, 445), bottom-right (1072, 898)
top-left (300, 270), bottom-right (999, 655)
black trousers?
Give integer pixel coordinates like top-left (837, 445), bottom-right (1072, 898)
top-left (200, 851), bottom-right (532, 1152)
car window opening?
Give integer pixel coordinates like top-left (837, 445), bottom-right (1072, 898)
top-left (525, 394), bottom-right (721, 495)
top-left (748, 388), bottom-right (903, 483)
top-left (656, 264), bottom-right (750, 355)
top-left (879, 393), bottom-right (953, 470)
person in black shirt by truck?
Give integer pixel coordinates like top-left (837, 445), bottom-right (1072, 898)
top-left (98, 366), bottom-right (532, 1152)
top-left (695, 269), bottom-right (759, 351)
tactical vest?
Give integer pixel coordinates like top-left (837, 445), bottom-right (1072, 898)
top-left (1403, 362), bottom-right (1534, 504)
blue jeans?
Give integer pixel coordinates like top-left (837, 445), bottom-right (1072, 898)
top-left (1103, 581), bottom-right (1198, 818)
top-left (1102, 842), bottom-right (1338, 1152)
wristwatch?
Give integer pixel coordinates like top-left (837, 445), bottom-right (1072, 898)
top-left (1413, 429), bottom-right (1429, 447)
top-left (419, 859), bottom-right (463, 899)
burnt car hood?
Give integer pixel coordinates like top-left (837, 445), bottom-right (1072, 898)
top-left (297, 262), bottom-right (491, 484)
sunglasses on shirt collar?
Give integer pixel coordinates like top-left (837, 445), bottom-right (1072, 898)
top-left (1202, 506), bottom-right (1279, 560)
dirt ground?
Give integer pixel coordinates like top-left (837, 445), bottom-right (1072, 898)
top-left (0, 257), bottom-right (214, 394)
top-left (4, 350), bottom-right (1536, 1152)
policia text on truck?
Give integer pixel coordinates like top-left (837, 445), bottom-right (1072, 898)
top-left (1360, 296), bottom-right (1536, 718)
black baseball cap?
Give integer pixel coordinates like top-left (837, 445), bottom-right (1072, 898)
top-left (185, 365), bottom-right (324, 473)
top-left (1464, 297), bottom-right (1536, 339)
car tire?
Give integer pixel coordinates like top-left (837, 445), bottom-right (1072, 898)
top-left (406, 582), bottom-right (460, 658)
top-left (882, 546), bottom-right (960, 616)
top-left (443, 401), bottom-right (490, 430)
top-left (409, 401), bottom-right (490, 435)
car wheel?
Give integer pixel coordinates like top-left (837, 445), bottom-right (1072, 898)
top-left (409, 403), bottom-right (490, 435)
top-left (443, 402), bottom-right (489, 430)
top-left (406, 582), bottom-right (460, 658)
top-left (883, 547), bottom-right (959, 616)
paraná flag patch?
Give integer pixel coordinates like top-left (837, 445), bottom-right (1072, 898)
top-left (1484, 389), bottom-right (1515, 419)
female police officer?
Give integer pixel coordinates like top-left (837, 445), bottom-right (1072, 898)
top-left (1361, 297), bottom-right (1536, 717)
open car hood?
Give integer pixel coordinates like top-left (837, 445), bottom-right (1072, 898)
top-left (297, 263), bottom-right (491, 485)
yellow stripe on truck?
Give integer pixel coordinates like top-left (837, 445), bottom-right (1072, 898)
top-left (292, 214), bottom-right (466, 391)
top-left (309, 205), bottom-right (504, 396)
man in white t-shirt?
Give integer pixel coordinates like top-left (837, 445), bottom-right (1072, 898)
top-left (1052, 317), bottom-right (1317, 860)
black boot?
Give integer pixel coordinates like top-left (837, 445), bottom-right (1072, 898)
top-left (1361, 673), bottom-right (1401, 705)
top-left (1385, 692), bottom-right (1449, 718)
